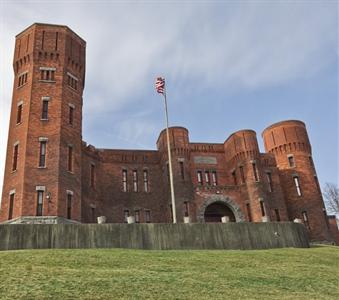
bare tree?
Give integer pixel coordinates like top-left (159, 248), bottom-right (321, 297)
top-left (323, 183), bottom-right (339, 215)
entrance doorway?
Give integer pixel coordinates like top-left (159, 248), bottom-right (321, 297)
top-left (204, 202), bottom-right (236, 222)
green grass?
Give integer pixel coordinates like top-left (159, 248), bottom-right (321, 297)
top-left (0, 246), bottom-right (338, 300)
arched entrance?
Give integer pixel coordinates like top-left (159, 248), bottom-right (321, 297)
top-left (204, 202), bottom-right (236, 222)
top-left (197, 195), bottom-right (245, 223)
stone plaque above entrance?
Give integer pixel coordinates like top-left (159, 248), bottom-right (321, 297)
top-left (194, 156), bottom-right (217, 165)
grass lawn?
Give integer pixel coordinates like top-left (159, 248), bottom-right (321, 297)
top-left (0, 245), bottom-right (338, 300)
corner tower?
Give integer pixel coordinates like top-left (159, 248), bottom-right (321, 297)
top-left (262, 120), bottom-right (331, 241)
top-left (0, 23), bottom-right (86, 223)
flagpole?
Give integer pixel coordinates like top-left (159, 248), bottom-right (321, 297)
top-left (163, 88), bottom-right (177, 224)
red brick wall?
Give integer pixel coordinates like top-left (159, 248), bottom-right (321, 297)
top-left (0, 24), bottom-right (333, 243)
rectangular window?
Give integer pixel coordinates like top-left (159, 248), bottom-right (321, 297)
top-left (179, 161), bottom-right (184, 180)
top-left (205, 171), bottom-right (210, 185)
top-left (67, 73), bottom-right (78, 90)
top-left (239, 166), bottom-right (245, 183)
top-left (91, 207), bottom-right (95, 223)
top-left (143, 170), bottom-right (149, 192)
top-left (135, 210), bottom-right (140, 223)
top-left (232, 170), bottom-right (237, 185)
top-left (212, 171), bottom-right (217, 186)
top-left (12, 144), bottom-right (19, 171)
top-left (90, 164), bottom-right (95, 188)
top-left (246, 203), bottom-right (252, 222)
top-left (40, 68), bottom-right (55, 81)
top-left (293, 176), bottom-right (302, 196)
top-left (16, 104), bottom-right (22, 124)
top-left (18, 72), bottom-right (28, 87)
top-left (41, 100), bottom-right (49, 120)
top-left (133, 170), bottom-right (138, 192)
top-left (67, 193), bottom-right (72, 219)
top-left (274, 208), bottom-right (281, 222)
top-left (68, 146), bottom-right (73, 172)
top-left (124, 210), bottom-right (129, 223)
top-left (302, 211), bottom-right (310, 229)
top-left (36, 190), bottom-right (44, 216)
top-left (122, 169), bottom-right (127, 192)
top-left (252, 162), bottom-right (259, 182)
top-left (288, 155), bottom-right (295, 167)
top-left (266, 172), bottom-right (273, 192)
top-left (260, 200), bottom-right (266, 217)
top-left (184, 201), bottom-right (189, 217)
top-left (197, 171), bottom-right (203, 185)
top-left (145, 210), bottom-right (151, 223)
top-left (8, 193), bottom-right (15, 220)
top-left (69, 106), bottom-right (74, 125)
top-left (39, 141), bottom-right (47, 167)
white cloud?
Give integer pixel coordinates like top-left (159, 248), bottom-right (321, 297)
top-left (0, 1), bottom-right (337, 200)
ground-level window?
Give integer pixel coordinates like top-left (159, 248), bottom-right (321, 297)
top-left (8, 192), bottom-right (15, 220)
top-left (274, 208), bottom-right (281, 222)
top-left (145, 210), bottom-right (151, 223)
top-left (124, 210), bottom-right (129, 223)
top-left (259, 200), bottom-right (266, 217)
top-left (135, 210), bottom-right (140, 223)
top-left (184, 201), bottom-right (189, 217)
top-left (36, 190), bottom-right (44, 216)
top-left (246, 203), bottom-right (252, 222)
top-left (302, 211), bottom-right (310, 229)
top-left (67, 192), bottom-right (72, 219)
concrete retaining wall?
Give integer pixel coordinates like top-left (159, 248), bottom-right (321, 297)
top-left (0, 222), bottom-right (309, 251)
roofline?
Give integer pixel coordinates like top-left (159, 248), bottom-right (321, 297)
top-left (16, 23), bottom-right (86, 44)
top-left (262, 120), bottom-right (305, 137)
top-left (224, 129), bottom-right (257, 144)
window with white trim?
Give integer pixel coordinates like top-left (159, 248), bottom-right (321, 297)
top-left (293, 176), bottom-right (302, 196)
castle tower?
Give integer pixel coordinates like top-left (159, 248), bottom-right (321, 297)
top-left (262, 120), bottom-right (331, 241)
top-left (0, 23), bottom-right (85, 223)
top-left (156, 127), bottom-right (194, 222)
top-left (224, 130), bottom-right (269, 222)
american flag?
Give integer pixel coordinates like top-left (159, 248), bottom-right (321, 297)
top-left (155, 77), bottom-right (165, 94)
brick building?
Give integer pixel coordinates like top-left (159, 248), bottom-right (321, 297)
top-left (1, 23), bottom-right (337, 243)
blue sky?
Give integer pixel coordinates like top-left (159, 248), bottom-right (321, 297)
top-left (0, 1), bottom-right (338, 199)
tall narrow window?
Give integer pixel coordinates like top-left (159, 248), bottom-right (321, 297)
top-left (135, 210), bottom-right (140, 223)
top-left (266, 172), bottom-right (273, 192)
top-left (179, 161), bottom-right (185, 180)
top-left (8, 193), bottom-right (15, 220)
top-left (67, 193), bottom-right (72, 219)
top-left (259, 200), bottom-right (266, 217)
top-left (212, 171), bottom-right (217, 186)
top-left (143, 170), bottom-right (149, 192)
top-left (184, 201), bottom-right (189, 217)
top-left (232, 170), bottom-right (237, 185)
top-left (90, 164), bottom-right (95, 188)
top-left (293, 176), bottom-right (302, 196)
top-left (12, 144), bottom-right (19, 171)
top-left (205, 171), bottom-right (210, 185)
top-left (122, 169), bottom-right (127, 192)
top-left (252, 162), bottom-right (259, 182)
top-left (133, 170), bottom-right (138, 192)
top-left (91, 207), bottom-right (95, 223)
top-left (274, 209), bottom-right (281, 222)
top-left (68, 146), bottom-right (73, 172)
top-left (69, 105), bottom-right (74, 125)
top-left (42, 99), bottom-right (49, 120)
top-left (124, 210), bottom-right (129, 223)
top-left (197, 171), bottom-right (203, 185)
top-left (239, 166), bottom-right (245, 183)
top-left (39, 141), bottom-right (47, 167)
top-left (288, 155), bottom-right (295, 167)
top-left (302, 211), bottom-right (310, 229)
top-left (246, 203), bottom-right (252, 222)
top-left (16, 103), bottom-right (22, 124)
top-left (36, 190), bottom-right (44, 216)
top-left (145, 210), bottom-right (151, 223)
